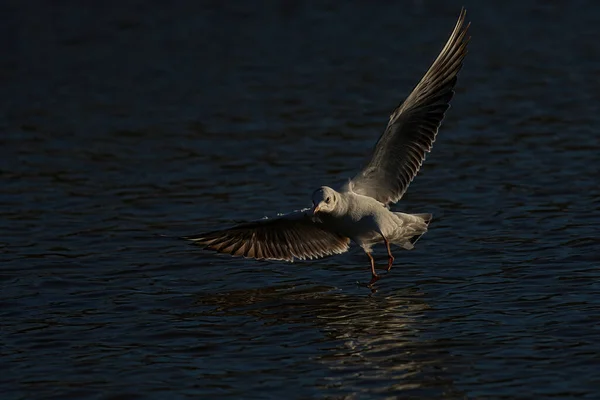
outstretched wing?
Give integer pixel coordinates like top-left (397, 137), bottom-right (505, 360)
top-left (184, 209), bottom-right (350, 261)
top-left (350, 9), bottom-right (470, 205)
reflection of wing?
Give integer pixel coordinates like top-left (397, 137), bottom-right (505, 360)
top-left (350, 9), bottom-right (470, 205)
top-left (184, 210), bottom-right (350, 261)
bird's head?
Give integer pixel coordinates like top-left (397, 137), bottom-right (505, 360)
top-left (311, 186), bottom-right (338, 215)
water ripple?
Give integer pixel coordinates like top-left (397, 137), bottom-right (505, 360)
top-left (2, 1), bottom-right (600, 399)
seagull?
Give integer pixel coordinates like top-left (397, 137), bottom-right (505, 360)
top-left (185, 9), bottom-right (470, 285)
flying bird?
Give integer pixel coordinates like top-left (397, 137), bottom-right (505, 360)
top-left (185, 9), bottom-right (470, 285)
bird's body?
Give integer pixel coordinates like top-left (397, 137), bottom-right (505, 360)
top-left (315, 188), bottom-right (429, 253)
top-left (184, 10), bottom-right (470, 285)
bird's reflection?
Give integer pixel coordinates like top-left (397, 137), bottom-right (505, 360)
top-left (194, 283), bottom-right (465, 398)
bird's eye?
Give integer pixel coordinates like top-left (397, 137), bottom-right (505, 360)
top-left (325, 197), bottom-right (331, 204)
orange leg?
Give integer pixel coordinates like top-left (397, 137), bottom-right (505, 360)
top-left (383, 237), bottom-right (394, 272)
top-left (367, 252), bottom-right (380, 285)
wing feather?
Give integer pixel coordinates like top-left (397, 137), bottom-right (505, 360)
top-left (184, 209), bottom-right (350, 262)
top-left (350, 9), bottom-right (470, 205)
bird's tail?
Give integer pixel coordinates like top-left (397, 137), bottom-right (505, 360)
top-left (411, 213), bottom-right (433, 228)
top-left (391, 212), bottom-right (432, 250)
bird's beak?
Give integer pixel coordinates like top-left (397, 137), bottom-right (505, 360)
top-left (312, 204), bottom-right (321, 214)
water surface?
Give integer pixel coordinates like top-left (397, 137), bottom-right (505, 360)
top-left (2, 1), bottom-right (600, 399)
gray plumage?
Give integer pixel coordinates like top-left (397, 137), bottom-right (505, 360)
top-left (350, 8), bottom-right (470, 205)
top-left (185, 10), bottom-right (470, 284)
top-left (185, 209), bottom-right (350, 261)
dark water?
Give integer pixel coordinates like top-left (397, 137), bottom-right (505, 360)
top-left (2, 1), bottom-right (600, 398)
